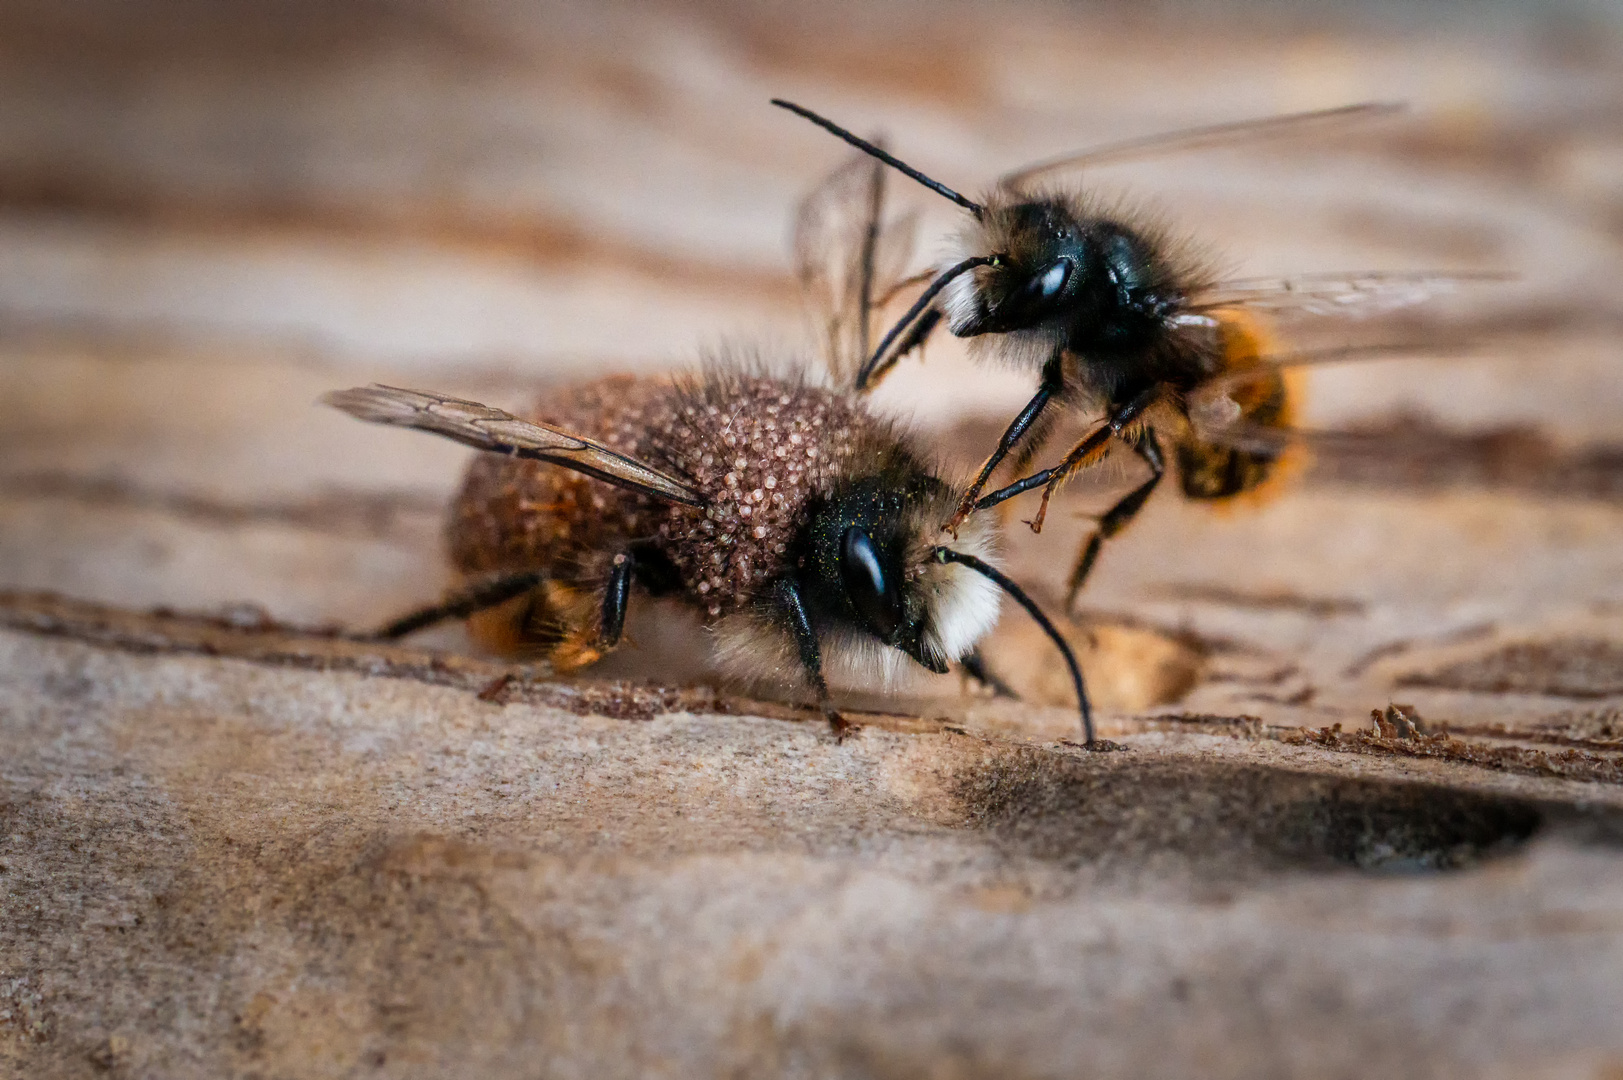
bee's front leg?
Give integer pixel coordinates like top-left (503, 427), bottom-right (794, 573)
top-left (771, 578), bottom-right (852, 739)
top-left (598, 551), bottom-right (636, 648)
top-left (947, 354), bottom-right (1065, 533)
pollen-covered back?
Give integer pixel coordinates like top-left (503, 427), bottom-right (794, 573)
top-left (448, 368), bottom-right (913, 617)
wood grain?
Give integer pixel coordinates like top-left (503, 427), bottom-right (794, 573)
top-left (2, 1), bottom-right (1622, 1075)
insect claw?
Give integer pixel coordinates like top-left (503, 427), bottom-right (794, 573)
top-left (476, 673), bottom-right (516, 703)
top-left (1027, 476), bottom-right (1066, 533)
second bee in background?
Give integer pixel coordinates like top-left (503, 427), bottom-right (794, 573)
top-left (778, 98), bottom-right (1498, 611)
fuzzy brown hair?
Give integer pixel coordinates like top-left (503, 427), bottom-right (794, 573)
top-left (449, 365), bottom-right (931, 621)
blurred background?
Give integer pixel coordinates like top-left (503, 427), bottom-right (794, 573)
top-left (2, 0), bottom-right (1622, 723)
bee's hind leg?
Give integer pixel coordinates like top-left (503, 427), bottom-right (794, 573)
top-left (1064, 428), bottom-right (1165, 614)
top-left (771, 578), bottom-right (852, 739)
top-left (369, 570), bottom-right (546, 640)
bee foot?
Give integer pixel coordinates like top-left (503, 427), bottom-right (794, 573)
top-left (476, 673), bottom-right (516, 703)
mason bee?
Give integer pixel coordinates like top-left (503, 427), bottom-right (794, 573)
top-left (323, 215), bottom-right (1097, 741)
top-left (776, 99), bottom-right (1497, 611)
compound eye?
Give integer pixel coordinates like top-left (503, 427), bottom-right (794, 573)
top-left (1036, 259), bottom-right (1070, 300)
top-left (840, 527), bottom-right (903, 640)
top-left (1000, 259), bottom-right (1070, 323)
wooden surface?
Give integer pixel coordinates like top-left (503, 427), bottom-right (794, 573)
top-left (2, 1), bottom-right (1623, 1076)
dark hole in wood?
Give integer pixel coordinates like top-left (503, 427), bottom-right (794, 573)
top-left (956, 755), bottom-right (1549, 874)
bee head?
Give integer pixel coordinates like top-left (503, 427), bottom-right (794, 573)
top-left (798, 474), bottom-right (1001, 678)
top-left (944, 199), bottom-right (1175, 352)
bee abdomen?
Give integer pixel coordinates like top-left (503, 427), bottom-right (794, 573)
top-left (1175, 438), bottom-right (1283, 500)
top-left (1177, 313), bottom-right (1299, 501)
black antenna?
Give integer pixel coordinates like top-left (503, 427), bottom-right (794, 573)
top-left (858, 255), bottom-right (999, 389)
top-left (772, 99), bottom-right (984, 218)
top-left (931, 547), bottom-right (1094, 745)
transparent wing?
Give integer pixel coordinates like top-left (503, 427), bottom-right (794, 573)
top-left (323, 385), bottom-right (704, 506)
top-left (1190, 413), bottom-right (1546, 465)
top-left (1184, 415), bottom-right (1410, 457)
top-left (1187, 270), bottom-right (1511, 321)
top-left (1184, 341), bottom-right (1480, 450)
top-left (999, 102), bottom-right (1403, 190)
top-left (1191, 340), bottom-right (1481, 401)
top-left (793, 149), bottom-right (918, 388)
top-left (1184, 416), bottom-right (1301, 456)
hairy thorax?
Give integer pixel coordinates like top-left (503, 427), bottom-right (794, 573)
top-left (447, 370), bottom-right (890, 618)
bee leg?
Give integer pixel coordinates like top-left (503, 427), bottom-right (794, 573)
top-left (771, 578), bottom-right (851, 738)
top-left (371, 570), bottom-right (546, 640)
top-left (859, 305), bottom-right (944, 392)
top-left (1006, 397), bottom-right (1066, 477)
top-left (960, 648), bottom-right (1019, 699)
top-left (887, 307), bottom-right (942, 368)
top-left (949, 352), bottom-right (1066, 532)
top-left (973, 386), bottom-right (1160, 518)
top-left (597, 552), bottom-right (636, 648)
top-left (1064, 429), bottom-right (1165, 614)
top-left (854, 160), bottom-right (887, 365)
top-left (859, 254), bottom-right (999, 390)
top-left (876, 267), bottom-right (939, 308)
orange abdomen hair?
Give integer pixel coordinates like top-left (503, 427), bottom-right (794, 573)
top-left (1174, 311), bottom-right (1306, 502)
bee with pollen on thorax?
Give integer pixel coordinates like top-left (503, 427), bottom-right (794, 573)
top-left (322, 189), bottom-right (1097, 741)
top-left (775, 98), bottom-right (1502, 613)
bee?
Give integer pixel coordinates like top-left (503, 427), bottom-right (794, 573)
top-left (322, 197), bottom-right (1097, 740)
top-left (775, 99), bottom-right (1497, 612)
